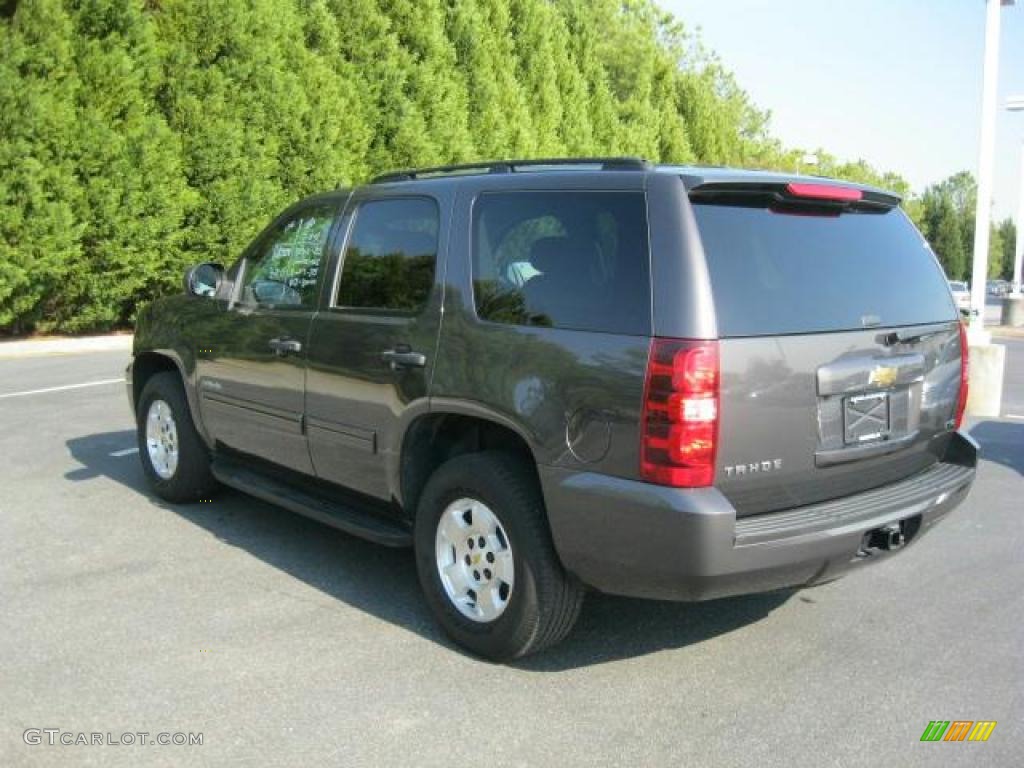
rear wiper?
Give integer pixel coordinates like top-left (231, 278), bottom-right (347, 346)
top-left (878, 326), bottom-right (947, 346)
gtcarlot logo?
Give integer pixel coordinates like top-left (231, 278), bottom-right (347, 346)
top-left (23, 729), bottom-right (203, 747)
top-left (920, 721), bottom-right (997, 742)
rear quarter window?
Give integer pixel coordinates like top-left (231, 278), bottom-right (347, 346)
top-left (472, 191), bottom-right (650, 335)
top-left (692, 203), bottom-right (956, 337)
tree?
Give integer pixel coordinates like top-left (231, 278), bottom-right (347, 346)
top-left (0, 0), bottom-right (84, 333)
top-left (931, 199), bottom-right (967, 280)
top-left (926, 171), bottom-right (977, 259)
top-left (935, 171), bottom-right (977, 215)
top-left (581, 0), bottom-right (692, 160)
top-left (916, 172), bottom-right (988, 282)
top-left (677, 48), bottom-right (771, 167)
top-left (509, 0), bottom-right (567, 157)
top-left (449, 0), bottom-right (536, 159)
top-left (63, 0), bottom-right (194, 331)
top-left (996, 218), bottom-right (1017, 281)
top-left (380, 0), bottom-right (474, 165)
top-left (554, 0), bottom-right (624, 153)
top-left (157, 0), bottom-right (370, 266)
top-left (0, 0), bottom-right (922, 333)
top-left (988, 223), bottom-right (1005, 280)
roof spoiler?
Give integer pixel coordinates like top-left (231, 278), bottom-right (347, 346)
top-left (686, 179), bottom-right (901, 210)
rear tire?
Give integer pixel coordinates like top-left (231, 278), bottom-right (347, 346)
top-left (414, 451), bottom-right (584, 661)
top-left (136, 372), bottom-right (217, 503)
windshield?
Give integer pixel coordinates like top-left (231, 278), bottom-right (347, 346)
top-left (692, 203), bottom-right (957, 337)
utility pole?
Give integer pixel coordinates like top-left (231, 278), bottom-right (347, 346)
top-left (967, 0), bottom-right (1012, 341)
top-left (963, 0), bottom-right (1015, 419)
top-left (1009, 95), bottom-right (1024, 295)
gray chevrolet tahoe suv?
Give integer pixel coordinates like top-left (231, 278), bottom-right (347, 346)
top-left (128, 158), bottom-right (977, 660)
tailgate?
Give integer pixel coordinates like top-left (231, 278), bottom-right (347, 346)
top-left (688, 181), bottom-right (963, 516)
top-left (717, 323), bottom-right (961, 516)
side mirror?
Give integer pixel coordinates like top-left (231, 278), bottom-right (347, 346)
top-left (184, 263), bottom-right (224, 298)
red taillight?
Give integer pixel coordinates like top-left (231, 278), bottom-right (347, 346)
top-left (785, 182), bottom-right (863, 202)
top-left (640, 338), bottom-right (719, 487)
top-left (954, 322), bottom-right (969, 429)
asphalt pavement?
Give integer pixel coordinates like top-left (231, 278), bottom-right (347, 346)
top-left (1, 340), bottom-right (1021, 767)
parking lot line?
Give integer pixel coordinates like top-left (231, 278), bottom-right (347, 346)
top-left (0, 378), bottom-right (123, 400)
top-left (1005, 413), bottom-right (1024, 420)
top-left (109, 447), bottom-right (139, 457)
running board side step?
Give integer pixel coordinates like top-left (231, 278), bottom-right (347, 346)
top-left (211, 458), bottom-right (412, 547)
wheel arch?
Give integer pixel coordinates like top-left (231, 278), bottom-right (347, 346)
top-left (398, 405), bottom-right (542, 521)
top-left (132, 350), bottom-right (210, 446)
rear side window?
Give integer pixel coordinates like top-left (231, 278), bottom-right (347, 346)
top-left (692, 204), bottom-right (956, 336)
top-left (335, 197), bottom-right (438, 312)
top-left (472, 191), bottom-right (650, 334)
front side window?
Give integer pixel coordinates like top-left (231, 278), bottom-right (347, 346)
top-left (472, 191), bottom-right (650, 335)
top-left (239, 204), bottom-right (337, 308)
top-left (335, 198), bottom-right (439, 312)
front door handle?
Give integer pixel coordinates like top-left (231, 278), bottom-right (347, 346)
top-left (268, 337), bottom-right (302, 356)
top-left (381, 348), bottom-right (427, 370)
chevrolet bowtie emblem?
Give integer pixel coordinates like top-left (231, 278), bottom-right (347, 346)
top-left (869, 365), bottom-right (898, 388)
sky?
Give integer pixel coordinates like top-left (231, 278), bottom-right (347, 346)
top-left (662, 0), bottom-right (1024, 220)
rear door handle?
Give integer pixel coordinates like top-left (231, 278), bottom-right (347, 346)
top-left (268, 337), bottom-right (302, 356)
top-left (381, 348), bottom-right (426, 370)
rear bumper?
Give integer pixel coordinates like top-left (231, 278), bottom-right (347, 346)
top-left (541, 431), bottom-right (978, 601)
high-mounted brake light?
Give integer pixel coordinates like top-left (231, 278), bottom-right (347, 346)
top-left (954, 323), bottom-right (969, 429)
top-left (640, 338), bottom-right (719, 487)
top-left (785, 182), bottom-right (863, 202)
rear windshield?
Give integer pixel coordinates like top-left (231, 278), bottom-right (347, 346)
top-left (692, 204), bottom-right (956, 337)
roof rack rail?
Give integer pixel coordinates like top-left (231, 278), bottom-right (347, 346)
top-left (371, 157), bottom-right (649, 184)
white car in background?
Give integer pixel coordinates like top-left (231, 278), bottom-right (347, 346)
top-left (948, 280), bottom-right (971, 314)
top-left (987, 279), bottom-right (1010, 297)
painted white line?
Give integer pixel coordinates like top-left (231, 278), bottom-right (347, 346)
top-left (1005, 413), bottom-right (1024, 420)
top-left (0, 378), bottom-right (123, 400)
top-left (109, 447), bottom-right (139, 457)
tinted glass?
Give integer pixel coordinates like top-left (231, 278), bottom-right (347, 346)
top-left (336, 198), bottom-right (438, 312)
top-left (692, 204), bottom-right (956, 336)
top-left (472, 191), bottom-right (650, 334)
top-left (240, 204), bottom-right (337, 308)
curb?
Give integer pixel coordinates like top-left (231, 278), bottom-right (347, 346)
top-left (990, 326), bottom-right (1024, 339)
top-left (0, 334), bottom-right (133, 359)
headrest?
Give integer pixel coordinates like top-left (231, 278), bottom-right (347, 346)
top-left (528, 237), bottom-right (569, 274)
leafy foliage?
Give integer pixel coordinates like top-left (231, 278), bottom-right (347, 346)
top-left (1, 0), bottom-right (917, 333)
top-left (995, 218), bottom-right (1017, 281)
top-left (914, 170), bottom-right (1015, 282)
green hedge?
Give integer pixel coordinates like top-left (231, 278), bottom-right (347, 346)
top-left (0, 0), bottom-right (910, 334)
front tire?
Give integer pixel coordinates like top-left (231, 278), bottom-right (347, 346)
top-left (136, 371), bottom-right (217, 503)
top-left (414, 451), bottom-right (584, 661)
